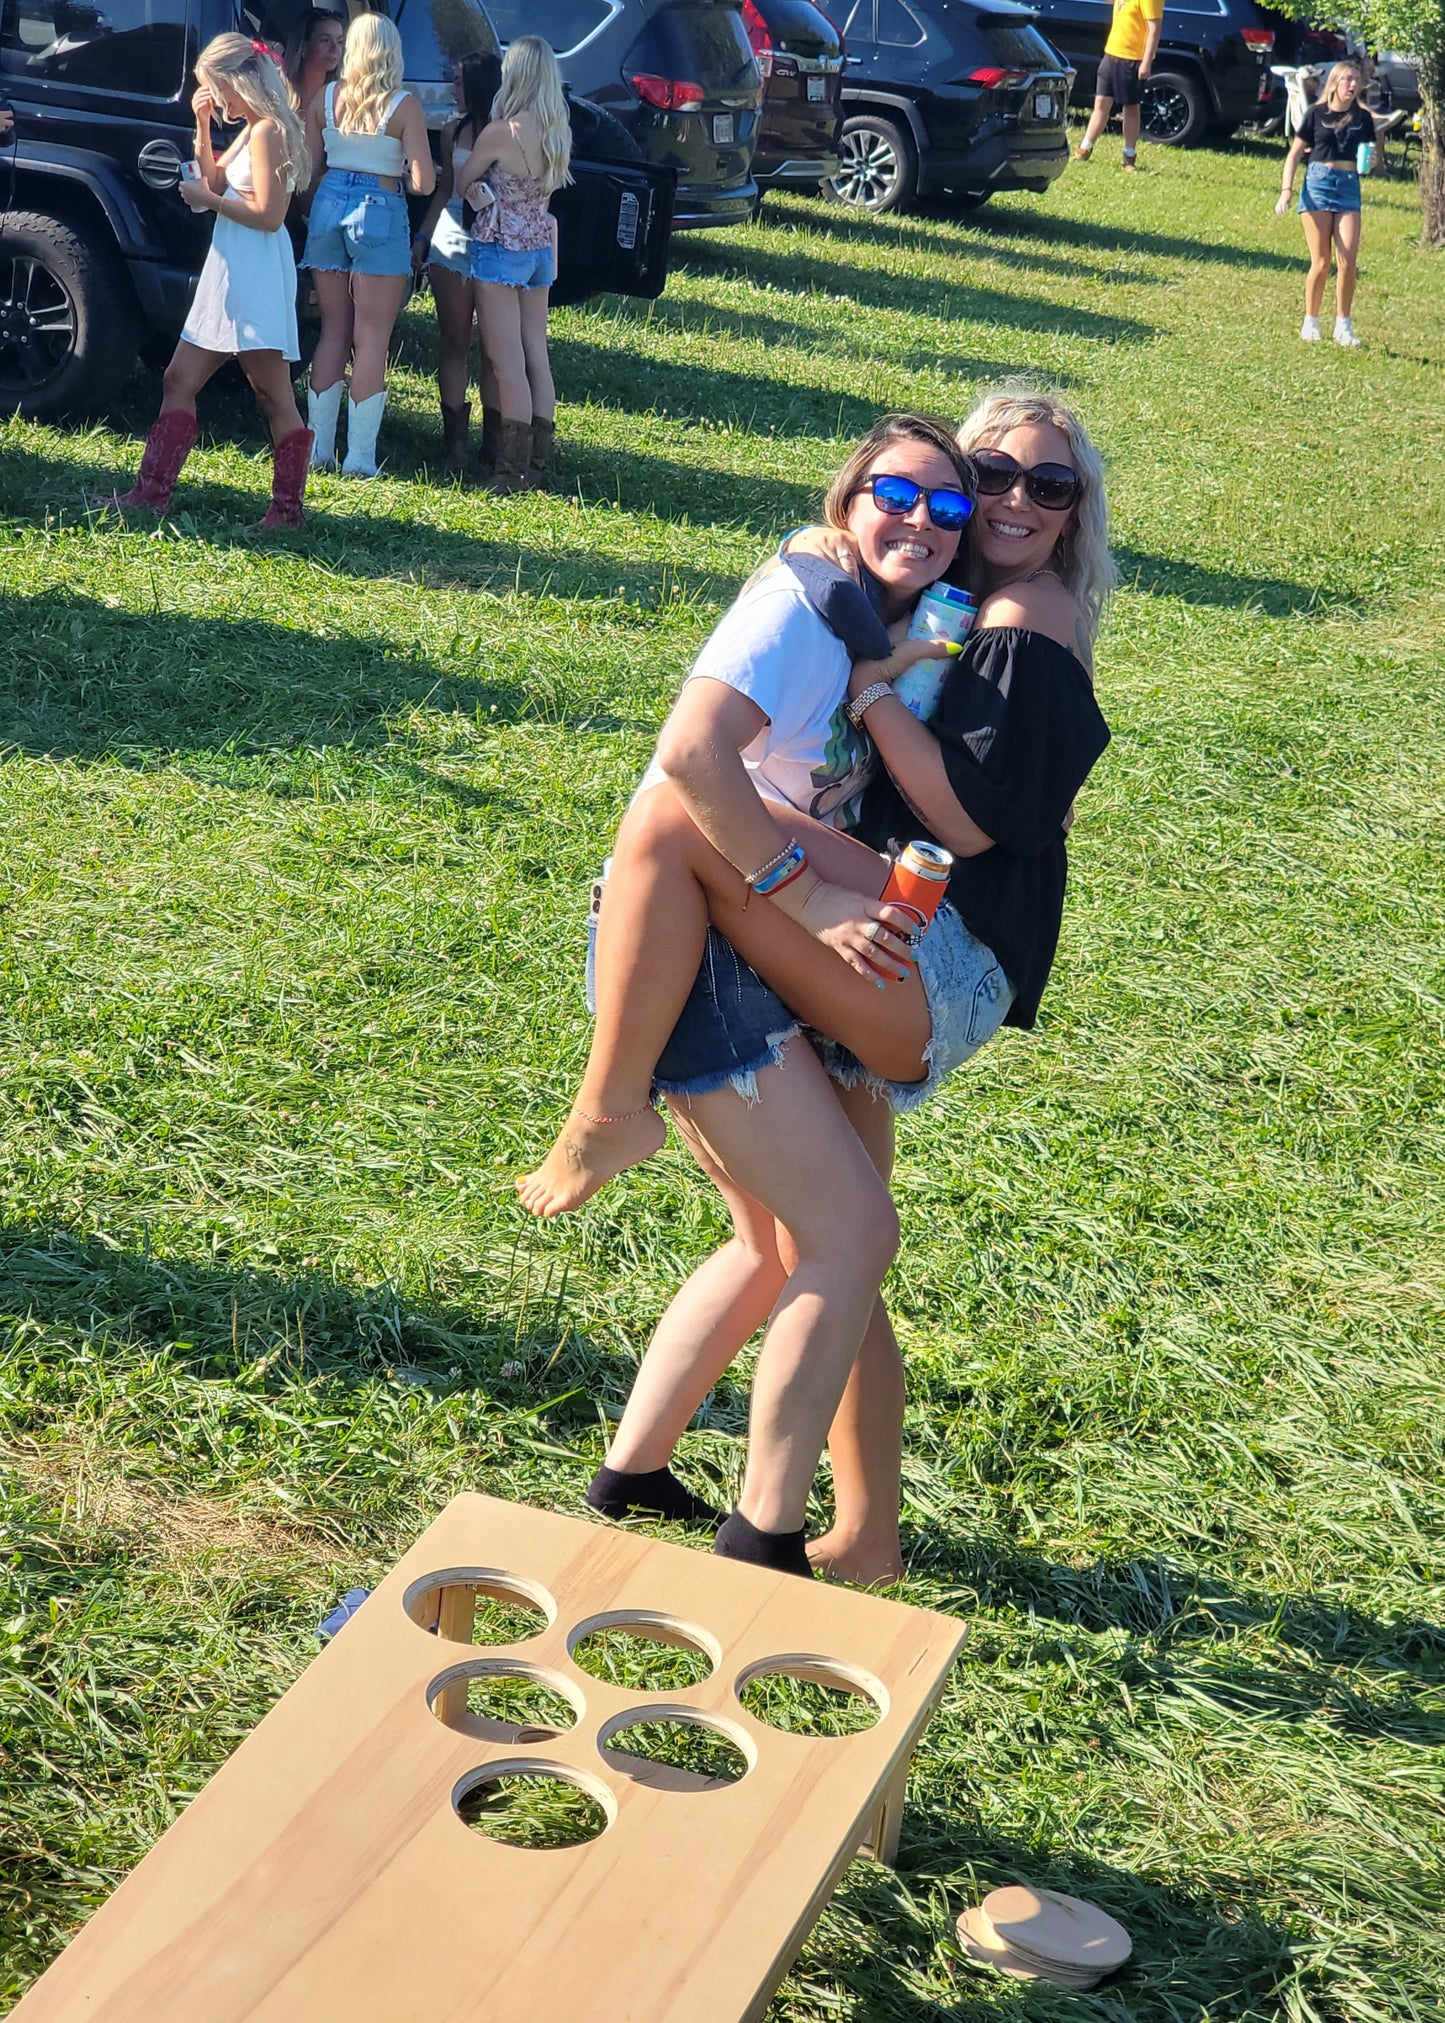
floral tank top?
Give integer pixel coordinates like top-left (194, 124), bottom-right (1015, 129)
top-left (471, 123), bottom-right (552, 253)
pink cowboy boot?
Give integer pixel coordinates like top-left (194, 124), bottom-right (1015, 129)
top-left (111, 410), bottom-right (199, 512)
top-left (258, 427), bottom-right (314, 530)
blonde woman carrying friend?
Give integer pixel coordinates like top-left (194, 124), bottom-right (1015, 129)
top-left (1276, 58), bottom-right (1384, 348)
top-left (453, 35), bottom-right (572, 491)
top-left (522, 389), bottom-right (1113, 1584)
top-left (104, 35), bottom-right (314, 527)
top-left (302, 12), bottom-right (433, 476)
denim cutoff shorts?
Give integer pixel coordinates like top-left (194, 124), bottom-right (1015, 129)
top-left (470, 240), bottom-right (555, 289)
top-left (304, 170), bottom-right (412, 277)
top-left (427, 202), bottom-right (472, 279)
top-left (1300, 164), bottom-right (1361, 213)
top-left (585, 903), bottom-right (1013, 1113)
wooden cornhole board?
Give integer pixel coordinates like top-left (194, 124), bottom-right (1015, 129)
top-left (14, 1492), bottom-right (965, 2023)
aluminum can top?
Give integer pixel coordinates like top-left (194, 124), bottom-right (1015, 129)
top-left (917, 582), bottom-right (978, 611)
top-left (899, 841), bottom-right (954, 881)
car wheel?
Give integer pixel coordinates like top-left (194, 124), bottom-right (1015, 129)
top-left (1139, 69), bottom-right (1210, 147)
top-left (824, 115), bottom-right (918, 214)
top-left (0, 211), bottom-right (139, 420)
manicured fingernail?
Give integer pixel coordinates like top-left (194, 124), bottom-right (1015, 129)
top-left (875, 978), bottom-right (886, 991)
top-left (945, 640), bottom-right (964, 655)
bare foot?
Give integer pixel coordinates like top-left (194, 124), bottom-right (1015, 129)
top-left (516, 1104), bottom-right (666, 1217)
top-left (807, 1529), bottom-right (905, 1588)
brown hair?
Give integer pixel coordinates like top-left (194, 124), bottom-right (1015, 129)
top-left (822, 413), bottom-right (974, 533)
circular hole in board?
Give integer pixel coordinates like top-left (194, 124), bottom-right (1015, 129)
top-left (453, 1762), bottom-right (612, 1850)
top-left (600, 1709), bottom-right (753, 1789)
top-left (403, 1568), bottom-right (554, 1646)
top-left (568, 1611), bottom-right (719, 1692)
top-left (428, 1661), bottom-right (582, 1743)
top-left (735, 1657), bottom-right (887, 1737)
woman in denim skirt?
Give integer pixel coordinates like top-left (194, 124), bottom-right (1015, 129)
top-left (301, 13), bottom-right (433, 475)
top-left (1275, 59), bottom-right (1386, 348)
top-left (522, 396), bottom-right (1114, 1582)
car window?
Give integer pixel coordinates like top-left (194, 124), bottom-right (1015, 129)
top-left (486, 0), bottom-right (618, 57)
top-left (1, 0), bottom-right (189, 93)
top-left (839, 0), bottom-right (872, 41)
top-left (874, 0), bottom-right (922, 47)
top-left (980, 19), bottom-right (1061, 67)
top-left (390, 0), bottom-right (501, 71)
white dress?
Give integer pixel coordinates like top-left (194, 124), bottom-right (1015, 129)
top-left (182, 135), bottom-right (299, 360)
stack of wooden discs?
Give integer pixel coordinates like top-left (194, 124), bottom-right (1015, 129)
top-left (956, 1886), bottom-right (1132, 1988)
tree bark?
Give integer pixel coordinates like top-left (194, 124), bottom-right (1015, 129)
top-left (1420, 56), bottom-right (1445, 248)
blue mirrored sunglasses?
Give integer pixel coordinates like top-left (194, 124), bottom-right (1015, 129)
top-left (852, 472), bottom-right (975, 531)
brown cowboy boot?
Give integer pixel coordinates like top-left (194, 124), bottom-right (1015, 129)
top-left (258, 427), bottom-right (314, 530)
top-left (529, 414), bottom-right (556, 482)
top-left (440, 401), bottom-right (470, 476)
top-left (484, 416), bottom-right (533, 494)
top-left (107, 410), bottom-right (198, 512)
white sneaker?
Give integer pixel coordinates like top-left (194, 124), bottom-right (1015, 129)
top-left (1300, 316), bottom-right (1322, 342)
top-left (1334, 319), bottom-right (1362, 348)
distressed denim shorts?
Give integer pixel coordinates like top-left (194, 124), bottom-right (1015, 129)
top-left (303, 170), bottom-right (411, 277)
top-left (469, 241), bottom-right (555, 289)
top-left (585, 899), bottom-right (1013, 1113)
top-left (1300, 164), bottom-right (1361, 213)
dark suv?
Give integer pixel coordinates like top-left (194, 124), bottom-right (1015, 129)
top-left (742, 0), bottom-right (844, 194)
top-left (1028, 0), bottom-right (1276, 145)
top-left (824, 0), bottom-right (1070, 213)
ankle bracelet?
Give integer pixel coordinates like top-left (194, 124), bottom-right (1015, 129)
top-left (574, 1102), bottom-right (653, 1126)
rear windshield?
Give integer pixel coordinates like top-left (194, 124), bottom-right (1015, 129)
top-left (392, 0), bottom-right (500, 76)
top-left (753, 0), bottom-right (839, 57)
top-left (626, 1), bottom-right (757, 88)
top-left (978, 15), bottom-right (1061, 67)
top-left (486, 0), bottom-right (618, 55)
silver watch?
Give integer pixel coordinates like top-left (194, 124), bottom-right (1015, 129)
top-left (845, 681), bottom-right (894, 729)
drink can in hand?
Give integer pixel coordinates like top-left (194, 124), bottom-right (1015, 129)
top-left (879, 841), bottom-right (954, 938)
top-left (895, 582), bottom-right (977, 721)
top-left (1356, 140), bottom-right (1377, 174)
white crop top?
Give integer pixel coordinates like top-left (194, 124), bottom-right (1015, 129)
top-left (322, 84), bottom-right (408, 176)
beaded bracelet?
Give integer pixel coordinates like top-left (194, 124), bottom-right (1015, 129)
top-left (747, 840), bottom-right (807, 896)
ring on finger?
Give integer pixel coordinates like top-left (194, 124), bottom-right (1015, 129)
top-left (863, 921), bottom-right (883, 944)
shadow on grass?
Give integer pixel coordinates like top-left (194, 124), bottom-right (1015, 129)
top-left (984, 204), bottom-right (1302, 273)
top-left (1114, 545), bottom-right (1336, 617)
top-left (0, 584), bottom-right (660, 778)
top-left (676, 236), bottom-right (1157, 345)
top-left (911, 1532), bottom-right (1445, 1747)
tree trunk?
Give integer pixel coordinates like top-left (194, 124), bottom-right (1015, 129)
top-left (1420, 56), bottom-right (1445, 249)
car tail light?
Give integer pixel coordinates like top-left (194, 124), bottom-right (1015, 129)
top-left (631, 72), bottom-right (706, 110)
top-left (741, 0), bottom-right (774, 78)
top-left (1240, 28), bottom-right (1274, 52)
top-left (966, 65), bottom-right (1027, 87)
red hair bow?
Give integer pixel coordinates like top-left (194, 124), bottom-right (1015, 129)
top-left (252, 37), bottom-right (275, 57)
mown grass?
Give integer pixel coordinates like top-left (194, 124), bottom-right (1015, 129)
top-left (2, 138), bottom-right (1443, 2019)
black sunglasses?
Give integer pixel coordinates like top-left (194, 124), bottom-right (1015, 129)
top-left (973, 450), bottom-right (1081, 512)
top-left (851, 472), bottom-right (974, 531)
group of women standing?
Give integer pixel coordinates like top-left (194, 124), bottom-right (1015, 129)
top-left (520, 384), bottom-right (1115, 1586)
top-left (109, 14), bottom-right (570, 523)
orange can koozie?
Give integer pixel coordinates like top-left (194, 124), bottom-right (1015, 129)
top-left (879, 841), bottom-right (954, 938)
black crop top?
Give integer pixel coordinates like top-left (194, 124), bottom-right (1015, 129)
top-left (855, 626), bottom-right (1111, 1030)
top-left (1298, 101), bottom-right (1374, 164)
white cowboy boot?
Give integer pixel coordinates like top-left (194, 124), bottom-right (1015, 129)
top-left (341, 390), bottom-right (387, 478)
top-left (307, 379), bottom-right (345, 470)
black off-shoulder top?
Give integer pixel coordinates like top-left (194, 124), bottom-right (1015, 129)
top-left (856, 625), bottom-right (1111, 1029)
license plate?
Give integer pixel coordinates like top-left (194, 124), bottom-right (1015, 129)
top-left (807, 74), bottom-right (826, 100)
top-left (713, 113), bottom-right (734, 144)
top-left (1035, 92), bottom-right (1056, 119)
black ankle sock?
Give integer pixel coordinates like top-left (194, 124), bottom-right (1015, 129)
top-left (586, 1464), bottom-right (722, 1529)
top-left (713, 1510), bottom-right (814, 1579)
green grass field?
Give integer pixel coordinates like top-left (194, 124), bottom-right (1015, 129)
top-left (2, 135), bottom-right (1443, 2019)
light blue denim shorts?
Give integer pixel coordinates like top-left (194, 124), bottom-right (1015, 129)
top-left (585, 896), bottom-right (1012, 1113)
top-left (1300, 164), bottom-right (1361, 213)
top-left (304, 170), bottom-right (412, 277)
top-left (470, 240), bottom-right (555, 289)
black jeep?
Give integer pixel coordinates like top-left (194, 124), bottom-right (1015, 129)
top-left (0, 0), bottom-right (675, 418)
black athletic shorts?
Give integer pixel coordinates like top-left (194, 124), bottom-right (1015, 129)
top-left (1097, 54), bottom-right (1142, 106)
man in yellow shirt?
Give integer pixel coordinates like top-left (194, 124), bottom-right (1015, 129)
top-left (1075, 0), bottom-right (1164, 168)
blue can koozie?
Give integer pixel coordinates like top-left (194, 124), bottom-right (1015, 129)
top-left (1356, 140), bottom-right (1377, 175)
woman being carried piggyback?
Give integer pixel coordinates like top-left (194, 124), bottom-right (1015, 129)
top-left (103, 35), bottom-right (314, 528)
top-left (452, 35), bottom-right (572, 491)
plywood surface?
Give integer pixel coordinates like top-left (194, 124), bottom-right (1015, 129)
top-left (15, 1493), bottom-right (965, 2023)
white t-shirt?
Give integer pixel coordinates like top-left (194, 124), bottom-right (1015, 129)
top-left (635, 564), bottom-right (875, 827)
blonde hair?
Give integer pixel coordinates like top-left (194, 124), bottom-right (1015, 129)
top-left (955, 380), bottom-right (1117, 641)
top-left (492, 35), bottom-right (572, 194)
top-left (196, 33), bottom-right (310, 189)
top-left (336, 12), bottom-right (404, 136)
top-left (1323, 58), bottom-right (1364, 108)
top-left (822, 412), bottom-right (974, 531)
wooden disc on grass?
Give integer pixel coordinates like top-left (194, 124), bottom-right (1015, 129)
top-left (955, 1905), bottom-right (1037, 1981)
top-left (982, 1886), bottom-right (1133, 1974)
